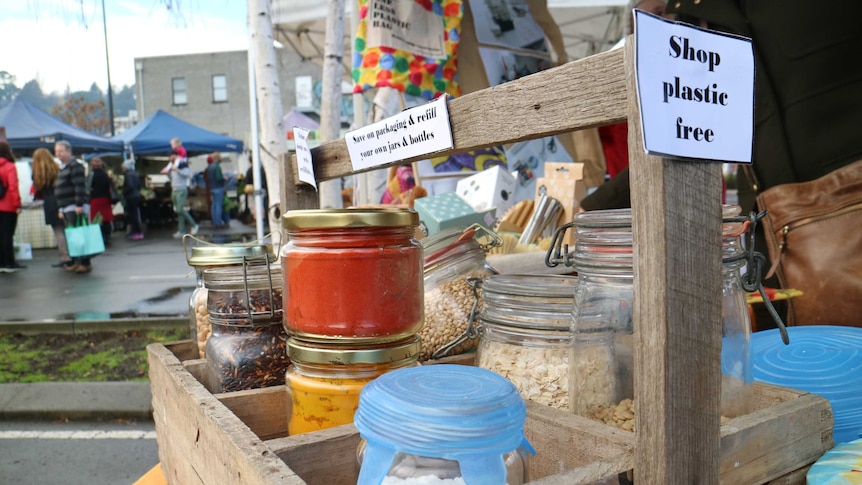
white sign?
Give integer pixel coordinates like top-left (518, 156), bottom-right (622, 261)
top-left (366, 0), bottom-right (446, 59)
top-left (634, 10), bottom-right (754, 163)
top-left (295, 76), bottom-right (313, 110)
top-left (293, 127), bottom-right (316, 190)
top-left (345, 95), bottom-right (454, 172)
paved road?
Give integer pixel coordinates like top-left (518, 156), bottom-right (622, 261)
top-left (0, 420), bottom-right (159, 485)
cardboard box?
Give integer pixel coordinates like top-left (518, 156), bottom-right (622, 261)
top-left (535, 162), bottom-right (586, 245)
top-left (413, 192), bottom-right (495, 237)
top-left (455, 165), bottom-right (517, 216)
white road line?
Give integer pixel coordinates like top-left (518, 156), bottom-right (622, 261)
top-left (0, 430), bottom-right (157, 440)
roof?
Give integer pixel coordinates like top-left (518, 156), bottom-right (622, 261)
top-left (0, 97), bottom-right (124, 153)
top-left (113, 110), bottom-right (244, 156)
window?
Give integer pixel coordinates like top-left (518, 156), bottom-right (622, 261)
top-left (172, 77), bottom-right (187, 105)
top-left (212, 75), bottom-right (228, 102)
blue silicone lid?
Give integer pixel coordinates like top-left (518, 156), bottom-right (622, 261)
top-left (354, 365), bottom-right (533, 485)
top-left (752, 326), bottom-right (862, 444)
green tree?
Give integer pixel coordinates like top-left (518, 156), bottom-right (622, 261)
top-left (18, 79), bottom-right (60, 112)
top-left (113, 84), bottom-right (136, 116)
top-left (0, 71), bottom-right (21, 108)
top-left (51, 95), bottom-right (111, 135)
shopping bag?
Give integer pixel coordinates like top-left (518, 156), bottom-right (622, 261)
top-left (65, 215), bottom-right (105, 258)
top-left (13, 237), bottom-right (33, 261)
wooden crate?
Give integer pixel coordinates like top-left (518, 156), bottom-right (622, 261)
top-left (148, 340), bottom-right (832, 485)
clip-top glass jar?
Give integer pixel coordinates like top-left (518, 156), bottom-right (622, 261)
top-left (476, 274), bottom-right (577, 411)
top-left (421, 225), bottom-right (499, 361)
top-left (286, 337), bottom-right (420, 436)
top-left (720, 205), bottom-right (754, 418)
top-left (184, 235), bottom-right (275, 358)
top-left (203, 261), bottom-right (289, 393)
top-left (281, 209), bottom-right (423, 343)
top-left (355, 365), bottom-right (534, 485)
top-left (569, 209), bottom-right (635, 429)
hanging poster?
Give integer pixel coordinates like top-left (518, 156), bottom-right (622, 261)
top-left (366, 0), bottom-right (446, 59)
top-left (478, 47), bottom-right (551, 86)
top-left (469, 0), bottom-right (547, 53)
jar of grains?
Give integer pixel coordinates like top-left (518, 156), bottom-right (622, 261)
top-left (569, 209), bottom-right (635, 430)
top-left (355, 365), bottom-right (534, 485)
top-left (280, 208), bottom-right (423, 343)
top-left (204, 261), bottom-right (289, 392)
top-left (286, 336), bottom-right (420, 436)
top-left (184, 235), bottom-right (276, 358)
top-left (420, 225), bottom-right (499, 361)
top-left (476, 274), bottom-right (577, 411)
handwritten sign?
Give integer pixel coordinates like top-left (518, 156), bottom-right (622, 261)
top-left (634, 10), bottom-right (754, 163)
top-left (345, 95), bottom-right (454, 172)
top-left (365, 0), bottom-right (446, 59)
top-left (293, 127), bottom-right (316, 190)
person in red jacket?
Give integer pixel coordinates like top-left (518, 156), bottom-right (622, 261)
top-left (0, 141), bottom-right (24, 273)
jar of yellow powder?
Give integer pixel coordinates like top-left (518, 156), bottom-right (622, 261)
top-left (286, 336), bottom-right (420, 436)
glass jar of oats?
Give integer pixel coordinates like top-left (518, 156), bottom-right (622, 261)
top-left (184, 236), bottom-right (276, 359)
top-left (476, 274), bottom-right (577, 411)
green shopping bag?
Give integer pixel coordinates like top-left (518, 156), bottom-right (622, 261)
top-left (65, 215), bottom-right (105, 257)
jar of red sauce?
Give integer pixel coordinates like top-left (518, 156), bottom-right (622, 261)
top-left (281, 208), bottom-right (423, 343)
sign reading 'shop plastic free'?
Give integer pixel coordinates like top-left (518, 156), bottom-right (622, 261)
top-left (634, 10), bottom-right (754, 164)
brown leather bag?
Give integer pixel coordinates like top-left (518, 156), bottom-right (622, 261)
top-left (756, 159), bottom-right (862, 327)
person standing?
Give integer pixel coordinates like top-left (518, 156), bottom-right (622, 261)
top-left (0, 141), bottom-right (24, 273)
top-left (162, 138), bottom-right (199, 239)
top-left (30, 148), bottom-right (72, 267)
top-left (88, 157), bottom-right (115, 247)
top-left (54, 140), bottom-right (92, 274)
top-left (121, 159), bottom-right (145, 240)
top-left (206, 153), bottom-right (230, 228)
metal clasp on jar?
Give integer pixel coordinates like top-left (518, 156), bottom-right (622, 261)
top-left (431, 276), bottom-right (484, 360)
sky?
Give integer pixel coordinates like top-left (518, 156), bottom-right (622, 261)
top-left (2, 0), bottom-right (250, 94)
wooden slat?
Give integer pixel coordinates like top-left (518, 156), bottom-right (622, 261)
top-left (148, 343), bottom-right (302, 485)
top-left (626, 40), bottom-right (724, 483)
top-left (289, 48), bottom-right (627, 184)
top-left (216, 386), bottom-right (290, 441)
top-left (267, 424), bottom-right (362, 485)
top-left (164, 339), bottom-right (199, 362)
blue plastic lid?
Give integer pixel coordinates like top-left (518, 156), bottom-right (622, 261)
top-left (752, 326), bottom-right (862, 444)
top-left (355, 365), bottom-right (533, 485)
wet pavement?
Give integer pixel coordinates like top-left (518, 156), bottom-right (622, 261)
top-left (0, 220), bottom-right (258, 324)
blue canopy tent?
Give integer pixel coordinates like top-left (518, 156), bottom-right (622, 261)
top-left (0, 97), bottom-right (123, 154)
top-left (114, 110), bottom-right (243, 157)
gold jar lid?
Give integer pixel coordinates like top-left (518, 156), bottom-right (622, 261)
top-left (282, 208), bottom-right (418, 230)
top-left (186, 243), bottom-right (275, 267)
top-left (287, 336), bottom-right (420, 365)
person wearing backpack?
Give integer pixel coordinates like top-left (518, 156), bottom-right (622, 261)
top-left (0, 141), bottom-right (24, 273)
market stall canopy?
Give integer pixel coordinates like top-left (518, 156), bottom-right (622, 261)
top-left (113, 110), bottom-right (244, 156)
top-left (270, 0), bottom-right (626, 67)
top-left (0, 97), bottom-right (124, 154)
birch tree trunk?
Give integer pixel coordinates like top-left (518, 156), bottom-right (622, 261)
top-left (248, 0), bottom-right (288, 229)
top-left (317, 0), bottom-right (347, 209)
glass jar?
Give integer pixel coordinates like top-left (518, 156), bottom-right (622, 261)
top-left (286, 337), bottom-right (420, 436)
top-left (205, 316), bottom-right (290, 392)
top-left (204, 262), bottom-right (283, 323)
top-left (281, 209), bottom-right (423, 343)
top-left (184, 236), bottom-right (275, 358)
top-left (421, 225), bottom-right (499, 361)
top-left (569, 209), bottom-right (635, 430)
top-left (355, 365), bottom-right (534, 485)
top-left (720, 205), bottom-right (754, 418)
top-left (476, 274), bottom-right (577, 411)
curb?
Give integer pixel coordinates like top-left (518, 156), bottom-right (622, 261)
top-left (0, 317), bottom-right (187, 335)
top-left (0, 382), bottom-right (153, 421)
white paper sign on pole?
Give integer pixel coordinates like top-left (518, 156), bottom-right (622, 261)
top-left (634, 10), bottom-right (754, 163)
top-left (344, 95), bottom-right (454, 172)
top-left (293, 127), bottom-right (317, 190)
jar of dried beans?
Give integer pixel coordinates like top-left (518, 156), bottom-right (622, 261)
top-left (476, 274), bottom-right (577, 411)
top-left (421, 225), bottom-right (499, 361)
top-left (354, 365), bottom-right (534, 485)
top-left (203, 261), bottom-right (289, 392)
top-left (286, 336), bottom-right (420, 436)
top-left (184, 236), bottom-right (276, 358)
top-left (280, 208), bottom-right (423, 343)
top-left (569, 209), bottom-right (634, 426)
